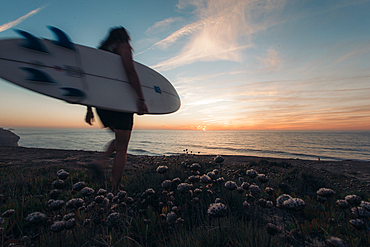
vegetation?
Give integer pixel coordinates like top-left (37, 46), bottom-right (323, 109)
top-left (0, 155), bottom-right (369, 246)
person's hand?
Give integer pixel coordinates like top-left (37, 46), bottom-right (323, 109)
top-left (137, 100), bottom-right (148, 115)
top-left (85, 107), bottom-right (94, 125)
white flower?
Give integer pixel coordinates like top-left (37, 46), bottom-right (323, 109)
top-left (266, 201), bottom-right (273, 208)
top-left (167, 212), bottom-right (177, 223)
top-left (207, 172), bottom-right (216, 180)
top-left (177, 183), bottom-right (193, 193)
top-left (100, 197), bottom-right (110, 207)
top-left (72, 181), bottom-right (86, 191)
top-left (81, 187), bottom-right (94, 197)
top-left (97, 188), bottom-right (107, 195)
top-left (246, 169), bottom-right (258, 178)
top-left (95, 195), bottom-right (104, 203)
top-left (188, 175), bottom-right (200, 183)
top-left (345, 195), bottom-right (362, 206)
top-left (194, 188), bottom-right (202, 194)
top-left (249, 184), bottom-right (261, 196)
top-left (25, 212), bottom-right (47, 224)
top-left (49, 189), bottom-right (61, 199)
top-left (2, 209), bottom-right (15, 218)
top-left (65, 218), bottom-right (76, 230)
top-left (190, 163), bottom-right (201, 170)
top-left (62, 213), bottom-right (75, 221)
top-left (283, 198), bottom-right (306, 211)
top-left (161, 180), bottom-right (172, 188)
top-left (106, 192), bottom-right (114, 200)
top-left (336, 200), bottom-right (349, 209)
top-left (52, 179), bottom-right (64, 189)
top-left (351, 207), bottom-right (370, 217)
top-left (66, 198), bottom-right (84, 209)
top-left (207, 203), bottom-right (227, 218)
top-left (49, 200), bottom-right (65, 211)
top-left (243, 201), bottom-right (250, 209)
top-left (224, 181), bottom-right (237, 190)
top-left (257, 174), bottom-right (268, 183)
top-left (57, 169), bottom-right (69, 180)
top-left (258, 198), bottom-right (267, 207)
top-left (50, 221), bottom-right (66, 232)
top-left (360, 201), bottom-right (370, 211)
top-left (326, 237), bottom-right (349, 247)
top-left (265, 187), bottom-right (274, 195)
top-left (276, 194), bottom-right (293, 208)
top-left (156, 166), bottom-right (168, 174)
top-left (117, 191), bottom-right (127, 199)
top-left (106, 212), bottom-right (120, 226)
top-left (200, 175), bottom-right (212, 183)
top-left (317, 188), bottom-right (336, 197)
top-left (237, 187), bottom-right (244, 194)
top-left (349, 219), bottom-right (365, 230)
top-left (145, 188), bottom-right (155, 195)
top-left (241, 182), bottom-right (250, 190)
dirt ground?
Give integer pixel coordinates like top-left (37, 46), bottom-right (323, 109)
top-left (1, 146), bottom-right (369, 184)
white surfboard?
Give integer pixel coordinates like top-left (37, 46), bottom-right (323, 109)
top-left (0, 27), bottom-right (180, 114)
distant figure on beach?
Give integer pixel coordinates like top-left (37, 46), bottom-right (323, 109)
top-left (85, 27), bottom-right (148, 194)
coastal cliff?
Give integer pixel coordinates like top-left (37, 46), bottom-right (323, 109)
top-left (0, 128), bottom-right (20, 147)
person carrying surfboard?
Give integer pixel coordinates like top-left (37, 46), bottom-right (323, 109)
top-left (85, 27), bottom-right (148, 195)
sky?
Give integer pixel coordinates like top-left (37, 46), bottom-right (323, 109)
top-left (0, 0), bottom-right (370, 131)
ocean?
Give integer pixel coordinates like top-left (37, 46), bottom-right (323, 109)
top-left (9, 128), bottom-right (370, 162)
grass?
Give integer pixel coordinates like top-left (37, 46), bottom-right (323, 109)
top-left (0, 155), bottom-right (369, 246)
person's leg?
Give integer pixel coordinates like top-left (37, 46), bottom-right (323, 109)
top-left (112, 129), bottom-right (131, 194)
top-left (94, 127), bottom-right (116, 172)
top-left (97, 139), bottom-right (116, 165)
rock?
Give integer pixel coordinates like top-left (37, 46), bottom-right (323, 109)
top-left (0, 128), bottom-right (20, 147)
top-left (214, 156), bottom-right (224, 163)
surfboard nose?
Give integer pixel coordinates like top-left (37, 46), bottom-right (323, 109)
top-left (48, 26), bottom-right (75, 50)
top-left (14, 30), bottom-right (49, 53)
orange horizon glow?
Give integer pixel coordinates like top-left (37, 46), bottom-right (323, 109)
top-left (3, 120), bottom-right (370, 131)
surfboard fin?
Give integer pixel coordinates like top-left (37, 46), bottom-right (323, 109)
top-left (15, 30), bottom-right (49, 53)
top-left (21, 68), bottom-right (56, 83)
top-left (61, 87), bottom-right (86, 98)
top-left (48, 26), bottom-right (75, 50)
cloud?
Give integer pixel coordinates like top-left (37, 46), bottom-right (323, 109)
top-left (146, 17), bottom-right (183, 33)
top-left (258, 48), bottom-right (282, 71)
top-left (149, 0), bottom-right (287, 71)
top-left (0, 6), bottom-right (46, 32)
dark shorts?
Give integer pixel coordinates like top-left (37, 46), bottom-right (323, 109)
top-left (96, 108), bottom-right (134, 131)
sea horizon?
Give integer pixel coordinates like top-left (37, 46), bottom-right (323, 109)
top-left (7, 128), bottom-right (370, 162)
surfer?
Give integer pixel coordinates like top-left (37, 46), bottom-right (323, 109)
top-left (85, 27), bottom-right (148, 194)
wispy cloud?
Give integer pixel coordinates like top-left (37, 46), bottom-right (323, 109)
top-left (149, 0), bottom-right (286, 71)
top-left (146, 17), bottom-right (183, 33)
top-left (258, 48), bottom-right (282, 71)
top-left (0, 6), bottom-right (46, 32)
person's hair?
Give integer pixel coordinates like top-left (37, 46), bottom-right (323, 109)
top-left (99, 27), bottom-right (131, 51)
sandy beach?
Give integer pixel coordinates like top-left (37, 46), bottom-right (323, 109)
top-left (1, 146), bottom-right (369, 191)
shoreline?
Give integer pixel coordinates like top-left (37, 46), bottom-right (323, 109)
top-left (1, 146), bottom-right (370, 184)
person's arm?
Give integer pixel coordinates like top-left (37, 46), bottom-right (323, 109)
top-left (118, 43), bottom-right (148, 115)
top-left (85, 106), bottom-right (94, 125)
